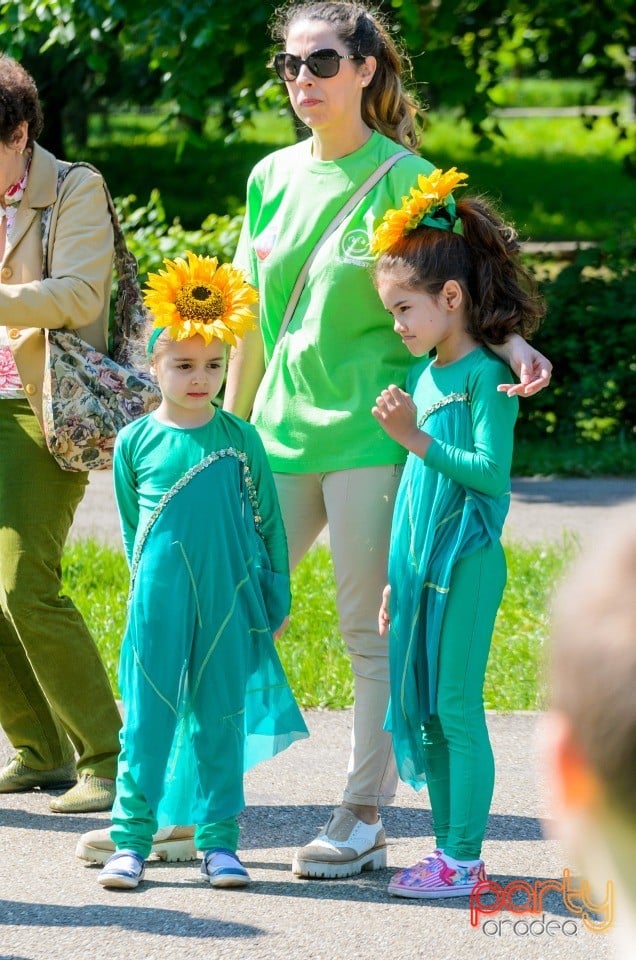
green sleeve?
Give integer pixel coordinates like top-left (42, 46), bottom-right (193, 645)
top-left (424, 360), bottom-right (518, 497)
top-left (113, 432), bottom-right (139, 568)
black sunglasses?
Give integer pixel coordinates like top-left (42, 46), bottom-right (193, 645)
top-left (273, 48), bottom-right (365, 82)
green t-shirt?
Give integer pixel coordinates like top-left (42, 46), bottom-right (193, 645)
top-left (233, 131), bottom-right (436, 473)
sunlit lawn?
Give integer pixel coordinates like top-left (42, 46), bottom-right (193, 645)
top-left (80, 103), bottom-right (635, 242)
top-left (64, 538), bottom-right (576, 711)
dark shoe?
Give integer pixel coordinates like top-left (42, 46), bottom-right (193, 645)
top-left (49, 773), bottom-right (115, 813)
top-left (76, 825), bottom-right (197, 865)
top-left (0, 756), bottom-right (76, 793)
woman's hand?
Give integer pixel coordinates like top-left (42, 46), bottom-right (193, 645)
top-left (378, 584), bottom-right (391, 637)
top-left (491, 334), bottom-right (553, 398)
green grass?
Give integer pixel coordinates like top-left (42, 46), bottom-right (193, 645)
top-left (485, 536), bottom-right (577, 710)
top-left (63, 539), bottom-right (575, 711)
top-left (488, 77), bottom-right (626, 108)
top-left (77, 103), bottom-right (635, 242)
top-left (419, 112), bottom-right (634, 242)
top-left (61, 540), bottom-right (129, 691)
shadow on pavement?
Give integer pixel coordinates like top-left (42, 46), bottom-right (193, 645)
top-left (0, 898), bottom-right (263, 938)
top-left (0, 803), bottom-right (544, 845)
top-left (241, 805), bottom-right (544, 846)
top-left (0, 808), bottom-right (111, 833)
top-left (511, 477), bottom-right (636, 507)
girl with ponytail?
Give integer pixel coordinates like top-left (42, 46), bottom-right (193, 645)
top-left (372, 168), bottom-right (544, 898)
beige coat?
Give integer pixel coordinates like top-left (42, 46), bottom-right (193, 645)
top-left (1, 143), bottom-right (114, 426)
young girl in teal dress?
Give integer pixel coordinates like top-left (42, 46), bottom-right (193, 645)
top-left (97, 253), bottom-right (308, 891)
top-left (370, 170), bottom-right (544, 899)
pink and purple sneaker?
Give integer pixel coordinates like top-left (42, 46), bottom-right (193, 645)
top-left (389, 850), bottom-right (487, 899)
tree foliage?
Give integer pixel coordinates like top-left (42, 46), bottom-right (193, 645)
top-left (0, 1), bottom-right (157, 154)
top-left (388, 0), bottom-right (635, 148)
top-left (0, 0), bottom-right (633, 153)
top-left (0, 0), bottom-right (273, 149)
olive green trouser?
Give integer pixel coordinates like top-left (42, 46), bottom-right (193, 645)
top-left (0, 399), bottom-right (121, 777)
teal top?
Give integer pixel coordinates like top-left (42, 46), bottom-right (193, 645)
top-left (112, 408), bottom-right (308, 828)
top-left (234, 131), bottom-right (436, 473)
top-left (387, 348), bottom-right (518, 789)
top-left (114, 409), bottom-right (288, 577)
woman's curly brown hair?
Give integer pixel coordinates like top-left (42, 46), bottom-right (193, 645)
top-left (0, 55), bottom-right (43, 145)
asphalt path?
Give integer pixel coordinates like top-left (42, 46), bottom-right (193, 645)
top-left (70, 471), bottom-right (636, 548)
top-left (1, 474), bottom-right (634, 958)
top-left (0, 713), bottom-right (618, 960)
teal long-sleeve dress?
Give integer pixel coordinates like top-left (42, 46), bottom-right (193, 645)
top-left (386, 347), bottom-right (518, 790)
top-left (113, 409), bottom-right (308, 828)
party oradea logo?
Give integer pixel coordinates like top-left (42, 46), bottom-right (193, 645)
top-left (470, 869), bottom-right (614, 938)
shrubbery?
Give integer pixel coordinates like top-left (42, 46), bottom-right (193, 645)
top-left (115, 190), bottom-right (243, 278)
top-left (520, 222), bottom-right (636, 444)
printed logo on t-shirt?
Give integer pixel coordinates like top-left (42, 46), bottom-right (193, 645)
top-left (338, 228), bottom-right (374, 265)
top-left (254, 227), bottom-right (278, 261)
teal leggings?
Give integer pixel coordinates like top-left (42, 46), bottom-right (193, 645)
top-left (422, 541), bottom-right (506, 861)
top-left (110, 746), bottom-right (239, 857)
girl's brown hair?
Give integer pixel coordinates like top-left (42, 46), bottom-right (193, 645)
top-left (0, 55), bottom-right (44, 145)
top-left (374, 196), bottom-right (545, 343)
top-left (271, 0), bottom-right (424, 150)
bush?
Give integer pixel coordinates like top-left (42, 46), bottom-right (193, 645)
top-left (518, 223), bottom-right (636, 445)
top-left (114, 189), bottom-right (243, 279)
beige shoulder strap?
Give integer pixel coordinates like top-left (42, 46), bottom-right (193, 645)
top-left (275, 150), bottom-right (411, 344)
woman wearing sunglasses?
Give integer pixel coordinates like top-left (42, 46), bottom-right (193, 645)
top-left (226, 0), bottom-right (552, 881)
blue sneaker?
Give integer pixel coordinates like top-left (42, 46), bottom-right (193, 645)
top-left (98, 850), bottom-right (146, 890)
top-left (201, 848), bottom-right (250, 888)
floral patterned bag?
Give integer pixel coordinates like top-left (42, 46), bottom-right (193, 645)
top-left (40, 162), bottom-right (160, 471)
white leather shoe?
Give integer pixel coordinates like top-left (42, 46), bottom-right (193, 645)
top-left (292, 806), bottom-right (387, 879)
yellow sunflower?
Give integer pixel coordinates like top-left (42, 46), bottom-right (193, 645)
top-left (371, 166), bottom-right (468, 255)
top-left (143, 251), bottom-right (258, 347)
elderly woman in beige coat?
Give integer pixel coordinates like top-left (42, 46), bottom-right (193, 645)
top-left (0, 54), bottom-right (121, 813)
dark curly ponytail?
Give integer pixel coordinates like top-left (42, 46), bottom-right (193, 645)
top-left (374, 195), bottom-right (545, 344)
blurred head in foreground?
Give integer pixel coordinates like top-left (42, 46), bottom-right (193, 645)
top-left (547, 506), bottom-right (636, 955)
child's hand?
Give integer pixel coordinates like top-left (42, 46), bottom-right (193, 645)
top-left (372, 385), bottom-right (431, 457)
top-left (378, 584), bottom-right (391, 637)
top-left (274, 615), bottom-right (289, 640)
top-left (372, 385), bottom-right (418, 445)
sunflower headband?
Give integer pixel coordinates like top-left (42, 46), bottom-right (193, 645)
top-left (370, 167), bottom-right (468, 256)
top-left (143, 251), bottom-right (258, 355)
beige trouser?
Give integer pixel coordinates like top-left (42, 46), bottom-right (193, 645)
top-left (274, 465), bottom-right (403, 807)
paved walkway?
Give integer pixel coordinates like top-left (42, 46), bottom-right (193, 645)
top-left (0, 714), bottom-right (617, 960)
top-left (2, 476), bottom-right (633, 959)
top-left (71, 471), bottom-right (636, 547)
